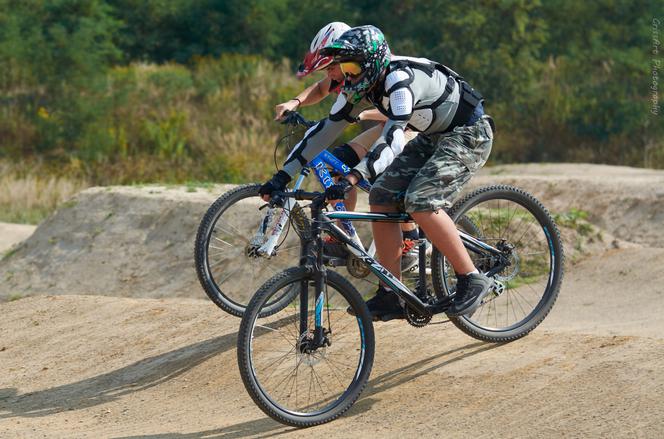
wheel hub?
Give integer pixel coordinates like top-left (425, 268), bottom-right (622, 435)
top-left (494, 241), bottom-right (520, 281)
top-left (245, 244), bottom-right (262, 258)
top-left (297, 332), bottom-right (327, 365)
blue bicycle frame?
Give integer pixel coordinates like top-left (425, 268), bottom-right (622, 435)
top-left (257, 149), bottom-right (372, 257)
top-left (308, 150), bottom-right (371, 236)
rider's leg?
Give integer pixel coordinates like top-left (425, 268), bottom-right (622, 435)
top-left (398, 130), bottom-right (420, 238)
top-left (370, 204), bottom-right (403, 281)
top-left (403, 116), bottom-right (494, 315)
top-left (400, 222), bottom-right (417, 234)
top-left (368, 136), bottom-right (430, 282)
top-left (410, 210), bottom-right (474, 274)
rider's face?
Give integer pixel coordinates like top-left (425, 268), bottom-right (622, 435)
top-left (325, 64), bottom-right (344, 82)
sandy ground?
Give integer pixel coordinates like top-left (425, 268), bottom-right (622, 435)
top-left (1, 163), bottom-right (664, 437)
top-left (0, 223), bottom-right (36, 254)
top-left (0, 295), bottom-right (662, 438)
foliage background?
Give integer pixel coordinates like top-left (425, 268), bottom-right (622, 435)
top-left (0, 0), bottom-right (662, 187)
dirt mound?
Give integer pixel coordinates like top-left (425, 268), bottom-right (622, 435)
top-left (0, 185), bottom-right (233, 301)
top-left (2, 163), bottom-right (664, 436)
top-left (471, 163), bottom-right (664, 247)
top-left (2, 164), bottom-right (662, 302)
top-left (0, 295), bottom-right (662, 438)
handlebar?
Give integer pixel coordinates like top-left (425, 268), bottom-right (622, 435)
top-left (280, 111), bottom-right (317, 129)
top-left (268, 190), bottom-right (326, 209)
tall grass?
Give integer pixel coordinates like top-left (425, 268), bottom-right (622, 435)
top-left (0, 163), bottom-right (88, 224)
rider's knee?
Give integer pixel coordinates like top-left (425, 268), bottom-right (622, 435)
top-left (331, 143), bottom-right (361, 168)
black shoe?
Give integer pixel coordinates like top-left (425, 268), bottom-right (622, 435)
top-left (347, 287), bottom-right (404, 321)
top-left (447, 273), bottom-right (493, 317)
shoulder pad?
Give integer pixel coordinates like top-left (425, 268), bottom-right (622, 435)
top-left (385, 70), bottom-right (412, 92)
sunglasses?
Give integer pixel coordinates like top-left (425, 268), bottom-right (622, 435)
top-left (339, 61), bottom-right (363, 78)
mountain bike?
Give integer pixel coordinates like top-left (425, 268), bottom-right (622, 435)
top-left (237, 186), bottom-right (564, 427)
top-left (195, 111), bottom-right (415, 317)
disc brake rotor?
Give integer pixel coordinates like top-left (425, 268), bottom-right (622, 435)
top-left (494, 252), bottom-right (520, 282)
top-left (346, 254), bottom-right (371, 278)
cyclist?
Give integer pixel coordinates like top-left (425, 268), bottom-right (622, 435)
top-left (274, 22), bottom-right (422, 269)
top-left (260, 25), bottom-right (495, 319)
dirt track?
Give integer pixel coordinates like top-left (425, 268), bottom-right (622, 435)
top-left (1, 295), bottom-right (662, 438)
top-left (1, 164), bottom-right (664, 437)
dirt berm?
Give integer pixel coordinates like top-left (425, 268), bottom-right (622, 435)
top-left (1, 163), bottom-right (663, 437)
top-left (2, 163), bottom-right (663, 300)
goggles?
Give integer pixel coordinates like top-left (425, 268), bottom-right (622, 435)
top-left (339, 61), bottom-right (363, 78)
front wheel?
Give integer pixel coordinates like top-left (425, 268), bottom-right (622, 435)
top-left (194, 184), bottom-right (309, 317)
top-left (237, 267), bottom-right (375, 427)
top-left (431, 185), bottom-right (565, 342)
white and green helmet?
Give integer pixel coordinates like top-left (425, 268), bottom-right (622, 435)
top-left (320, 25), bottom-right (391, 104)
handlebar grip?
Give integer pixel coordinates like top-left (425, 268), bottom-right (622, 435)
top-left (270, 190), bottom-right (325, 202)
top-left (280, 111), bottom-right (316, 128)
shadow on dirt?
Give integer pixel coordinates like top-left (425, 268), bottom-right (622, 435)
top-left (0, 313), bottom-right (303, 421)
top-left (112, 340), bottom-right (502, 438)
top-left (0, 332), bottom-right (237, 419)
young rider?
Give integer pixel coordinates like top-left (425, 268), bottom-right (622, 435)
top-left (260, 25), bottom-right (495, 319)
top-left (273, 22), bottom-right (421, 268)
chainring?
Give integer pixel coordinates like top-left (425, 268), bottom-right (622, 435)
top-left (405, 306), bottom-right (432, 327)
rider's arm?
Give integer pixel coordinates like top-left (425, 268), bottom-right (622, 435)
top-left (358, 108), bottom-right (387, 122)
top-left (274, 77), bottom-right (333, 120)
top-left (352, 70), bottom-right (414, 181)
top-left (282, 93), bottom-right (364, 178)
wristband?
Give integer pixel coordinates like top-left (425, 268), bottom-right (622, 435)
top-left (292, 98), bottom-right (301, 107)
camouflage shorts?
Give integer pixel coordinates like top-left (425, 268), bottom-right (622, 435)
top-left (369, 115), bottom-right (493, 212)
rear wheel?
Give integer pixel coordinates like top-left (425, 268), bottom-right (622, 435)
top-left (431, 185), bottom-right (564, 342)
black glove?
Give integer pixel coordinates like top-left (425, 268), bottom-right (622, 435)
top-left (259, 170), bottom-right (291, 198)
top-left (325, 178), bottom-right (353, 201)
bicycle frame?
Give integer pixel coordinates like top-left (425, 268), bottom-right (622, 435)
top-left (283, 191), bottom-right (509, 347)
top-left (257, 149), bottom-right (372, 257)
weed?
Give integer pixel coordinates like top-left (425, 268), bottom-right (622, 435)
top-left (554, 208), bottom-right (594, 236)
top-left (2, 247), bottom-right (18, 260)
top-left (61, 200), bottom-right (79, 209)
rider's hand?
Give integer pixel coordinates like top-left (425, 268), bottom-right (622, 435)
top-left (259, 170), bottom-right (292, 201)
top-left (325, 177), bottom-right (353, 202)
top-left (274, 99), bottom-right (300, 121)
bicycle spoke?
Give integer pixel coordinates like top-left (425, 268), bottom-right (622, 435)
top-left (441, 186), bottom-right (562, 340)
top-left (213, 224), bottom-right (250, 243)
top-left (244, 270), bottom-right (368, 418)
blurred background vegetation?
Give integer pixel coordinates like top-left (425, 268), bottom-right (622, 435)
top-left (0, 0), bottom-right (662, 222)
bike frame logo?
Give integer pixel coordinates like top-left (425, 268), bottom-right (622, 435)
top-left (313, 161), bottom-right (333, 187)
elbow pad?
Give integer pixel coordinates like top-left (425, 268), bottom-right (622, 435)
top-left (329, 93), bottom-right (357, 123)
